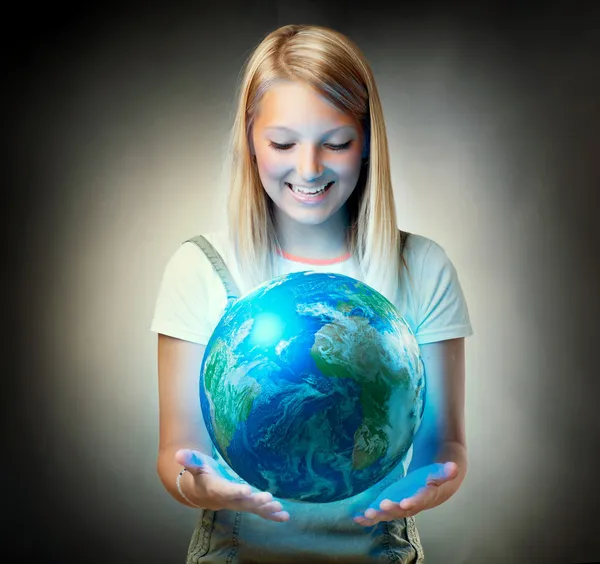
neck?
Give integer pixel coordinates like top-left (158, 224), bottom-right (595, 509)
top-left (274, 208), bottom-right (350, 260)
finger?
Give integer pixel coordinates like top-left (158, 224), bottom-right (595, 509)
top-left (363, 507), bottom-right (382, 520)
top-left (234, 495), bottom-right (289, 522)
top-left (208, 476), bottom-right (253, 500)
top-left (401, 485), bottom-right (438, 513)
top-left (355, 504), bottom-right (413, 526)
top-left (365, 465), bottom-right (436, 511)
top-left (254, 501), bottom-right (289, 522)
top-left (354, 509), bottom-right (387, 526)
top-left (247, 491), bottom-right (274, 505)
top-left (253, 500), bottom-right (284, 516)
top-left (223, 483), bottom-right (254, 499)
top-left (257, 499), bottom-right (283, 513)
top-left (354, 512), bottom-right (395, 527)
top-left (398, 486), bottom-right (429, 510)
top-left (356, 495), bottom-right (420, 525)
top-left (235, 493), bottom-right (277, 512)
top-left (388, 499), bottom-right (418, 517)
top-left (259, 509), bottom-right (290, 522)
top-left (379, 499), bottom-right (399, 512)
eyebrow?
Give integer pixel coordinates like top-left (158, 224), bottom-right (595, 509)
top-left (264, 125), bottom-right (355, 135)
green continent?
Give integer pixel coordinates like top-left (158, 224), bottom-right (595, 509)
top-left (353, 283), bottom-right (400, 320)
top-left (203, 336), bottom-right (261, 464)
top-left (310, 314), bottom-right (406, 471)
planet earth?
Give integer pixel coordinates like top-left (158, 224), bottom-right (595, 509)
top-left (200, 271), bottom-right (426, 503)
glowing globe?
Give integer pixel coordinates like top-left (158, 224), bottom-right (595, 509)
top-left (199, 271), bottom-right (425, 503)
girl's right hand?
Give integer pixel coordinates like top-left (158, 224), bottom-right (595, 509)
top-left (175, 449), bottom-right (290, 522)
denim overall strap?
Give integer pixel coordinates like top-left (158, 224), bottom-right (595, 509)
top-left (185, 235), bottom-right (240, 306)
top-left (184, 235), bottom-right (245, 564)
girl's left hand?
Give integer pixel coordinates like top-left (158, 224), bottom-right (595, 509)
top-left (353, 462), bottom-right (459, 526)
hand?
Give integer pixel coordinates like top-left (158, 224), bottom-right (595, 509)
top-left (353, 462), bottom-right (458, 526)
top-left (175, 449), bottom-right (290, 522)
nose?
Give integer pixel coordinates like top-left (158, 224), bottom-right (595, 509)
top-left (297, 145), bottom-right (324, 181)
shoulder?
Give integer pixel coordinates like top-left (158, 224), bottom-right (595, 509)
top-left (187, 231), bottom-right (235, 256)
top-left (159, 230), bottom-right (232, 290)
top-left (150, 230), bottom-right (233, 343)
top-left (398, 230), bottom-right (473, 344)
top-left (403, 231), bottom-right (473, 343)
top-left (402, 231), bottom-right (453, 277)
top-left (171, 231), bottom-right (231, 266)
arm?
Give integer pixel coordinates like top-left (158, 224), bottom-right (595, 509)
top-left (155, 334), bottom-right (290, 521)
top-left (156, 334), bottom-right (210, 507)
top-left (355, 337), bottom-right (468, 524)
top-left (408, 337), bottom-right (468, 508)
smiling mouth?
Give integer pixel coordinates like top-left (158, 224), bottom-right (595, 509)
top-left (285, 181), bottom-right (335, 196)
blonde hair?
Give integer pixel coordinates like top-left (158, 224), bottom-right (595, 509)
top-left (226, 24), bottom-right (409, 304)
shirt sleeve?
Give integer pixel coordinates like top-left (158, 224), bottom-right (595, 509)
top-left (413, 240), bottom-right (474, 345)
top-left (149, 242), bottom-right (228, 345)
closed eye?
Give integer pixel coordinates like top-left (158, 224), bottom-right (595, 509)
top-left (268, 141), bottom-right (353, 152)
top-left (326, 141), bottom-right (352, 151)
top-left (269, 142), bottom-right (294, 151)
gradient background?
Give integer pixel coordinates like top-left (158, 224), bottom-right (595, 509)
top-left (9, 2), bottom-right (600, 563)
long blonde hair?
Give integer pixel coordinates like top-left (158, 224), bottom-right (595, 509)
top-left (226, 24), bottom-right (409, 304)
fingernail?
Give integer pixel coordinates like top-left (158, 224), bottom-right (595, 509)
top-left (274, 511), bottom-right (290, 521)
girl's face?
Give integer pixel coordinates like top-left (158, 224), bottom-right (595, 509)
top-left (251, 80), bottom-right (365, 227)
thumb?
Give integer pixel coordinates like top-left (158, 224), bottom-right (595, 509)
top-left (175, 449), bottom-right (211, 474)
top-left (427, 462), bottom-right (458, 486)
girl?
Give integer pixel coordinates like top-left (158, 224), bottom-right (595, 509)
top-left (151, 24), bottom-right (473, 564)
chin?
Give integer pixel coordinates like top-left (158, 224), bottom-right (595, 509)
top-left (293, 215), bottom-right (333, 226)
top-left (282, 208), bottom-right (333, 226)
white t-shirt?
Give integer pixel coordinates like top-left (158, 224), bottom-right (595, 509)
top-left (150, 230), bottom-right (473, 519)
top-left (150, 230), bottom-right (473, 346)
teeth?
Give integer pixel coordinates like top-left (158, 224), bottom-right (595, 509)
top-left (287, 182), bottom-right (331, 195)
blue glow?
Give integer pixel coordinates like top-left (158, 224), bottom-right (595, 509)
top-left (250, 313), bottom-right (285, 347)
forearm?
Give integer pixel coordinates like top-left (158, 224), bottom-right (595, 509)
top-left (428, 440), bottom-right (468, 509)
top-left (407, 433), bottom-right (468, 506)
top-left (157, 443), bottom-right (209, 508)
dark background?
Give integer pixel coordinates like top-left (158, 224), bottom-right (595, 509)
top-left (7, 1), bottom-right (600, 563)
